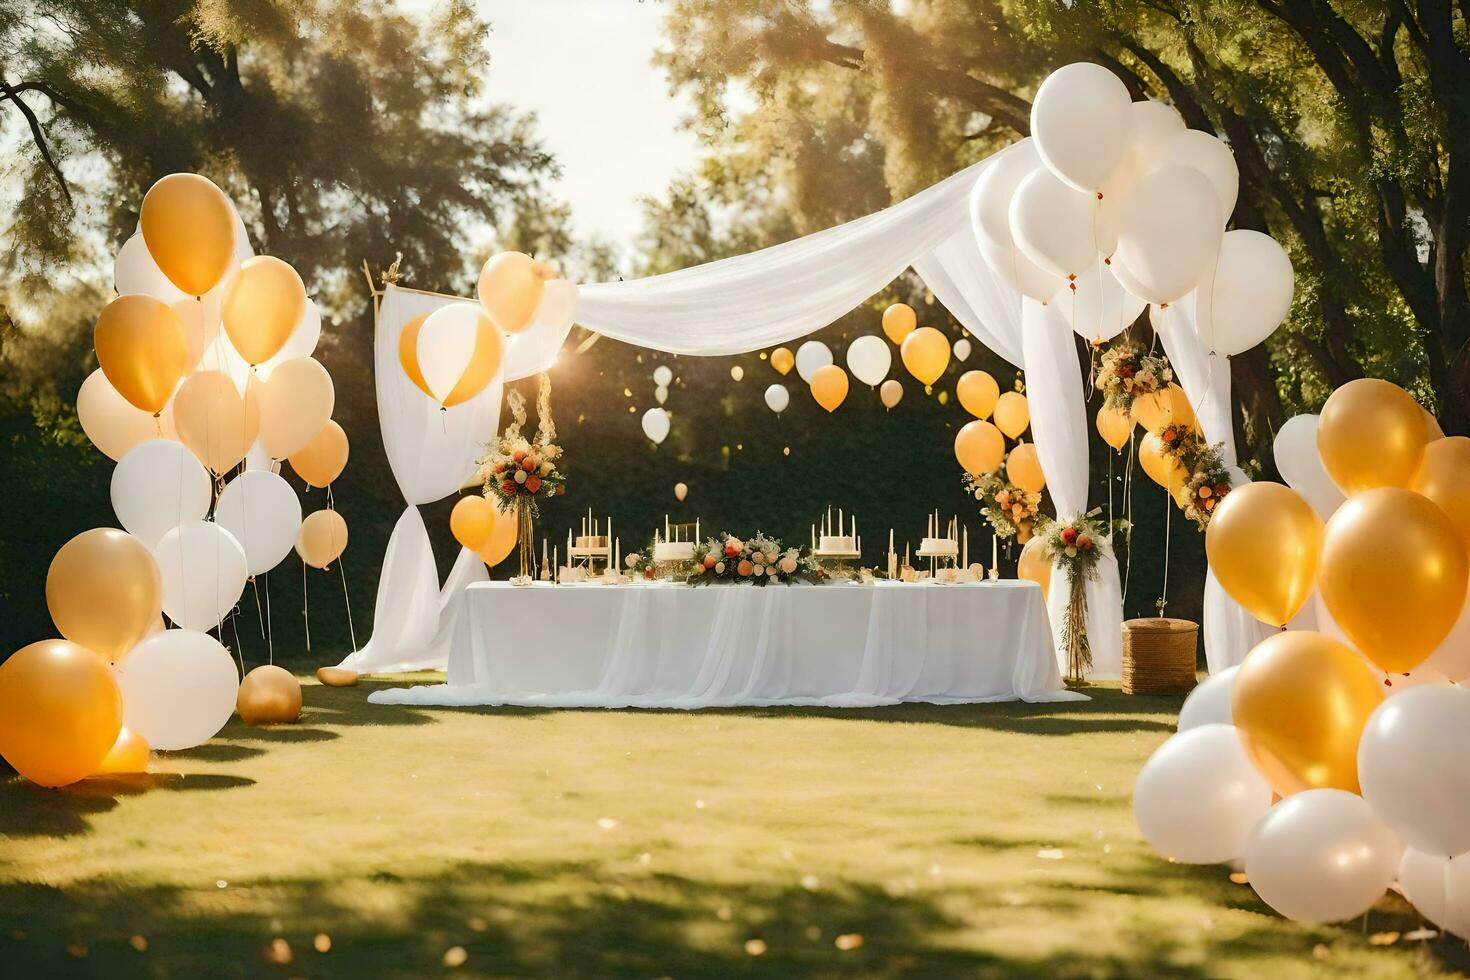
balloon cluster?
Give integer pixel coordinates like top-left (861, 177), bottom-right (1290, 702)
top-left (1135, 377), bottom-right (1470, 931)
top-left (953, 373), bottom-right (1034, 485)
top-left (0, 171), bottom-right (372, 785)
top-left (974, 63), bottom-right (1292, 356)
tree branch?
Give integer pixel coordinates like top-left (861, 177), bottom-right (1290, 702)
top-left (0, 79), bottom-right (72, 204)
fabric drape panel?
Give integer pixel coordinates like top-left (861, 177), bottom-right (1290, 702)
top-left (911, 229), bottom-right (1024, 368)
top-left (1155, 292), bottom-right (1269, 672)
top-left (349, 285), bottom-right (567, 672)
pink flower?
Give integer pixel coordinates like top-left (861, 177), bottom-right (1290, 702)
top-left (779, 555), bottom-right (797, 574)
top-left (737, 560), bottom-right (753, 576)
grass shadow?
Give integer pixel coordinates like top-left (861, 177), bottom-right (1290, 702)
top-left (0, 772), bottom-right (254, 840)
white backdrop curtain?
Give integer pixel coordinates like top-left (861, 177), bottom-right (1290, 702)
top-left (1155, 292), bottom-right (1275, 672)
top-left (362, 144), bottom-right (1140, 677)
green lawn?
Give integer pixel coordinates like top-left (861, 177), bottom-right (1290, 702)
top-left (0, 676), bottom-right (1464, 978)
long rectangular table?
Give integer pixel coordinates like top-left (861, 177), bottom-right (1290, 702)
top-left (369, 580), bottom-right (1085, 709)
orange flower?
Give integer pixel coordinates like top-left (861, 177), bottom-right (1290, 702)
top-left (737, 559), bottom-right (754, 576)
top-left (525, 475), bottom-right (542, 493)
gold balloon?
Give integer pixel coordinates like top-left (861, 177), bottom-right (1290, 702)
top-left (1317, 378), bottom-right (1429, 494)
top-left (810, 364), bottom-right (849, 413)
top-left (1131, 382), bottom-right (1195, 433)
top-left (46, 528), bottom-right (163, 662)
top-left (770, 347), bottom-right (795, 376)
top-left (477, 251), bottom-right (545, 334)
top-left (957, 370), bottom-right (1000, 419)
top-left (1424, 409), bottom-right (1445, 441)
top-left (257, 357), bottom-right (334, 459)
top-left (139, 173), bottom-right (236, 297)
top-left (881, 303), bottom-right (917, 346)
top-left (1232, 630), bottom-right (1384, 796)
top-left (296, 509), bottom-right (349, 569)
top-left (442, 313), bottom-right (503, 408)
top-left (173, 371), bottom-right (260, 474)
top-left (222, 256), bottom-right (306, 365)
top-left (93, 295), bottom-right (189, 415)
top-left (674, 482), bottom-right (689, 502)
top-left (0, 640), bottom-right (123, 787)
top-left (899, 327), bottom-right (950, 387)
top-left (955, 419), bottom-right (1005, 476)
top-left (993, 391), bottom-right (1030, 439)
top-left (237, 664), bottom-right (302, 725)
top-left (1006, 442), bottom-right (1046, 493)
top-left (171, 295), bottom-right (220, 372)
top-left (1017, 536), bottom-right (1051, 602)
top-left (1412, 436), bottom-right (1470, 544)
top-left (1096, 405), bottom-right (1134, 451)
top-left (1319, 487), bottom-right (1469, 672)
top-left (476, 501), bottom-right (519, 569)
top-left (879, 379), bottom-right (903, 409)
top-left (1139, 431), bottom-right (1187, 496)
top-left (1205, 483), bottom-right (1322, 627)
top-left (315, 666), bottom-right (359, 687)
top-left (95, 726), bottom-right (150, 775)
top-left (450, 496), bottom-right (498, 552)
top-left (76, 369), bottom-right (177, 461)
top-left (289, 419), bottom-right (349, 488)
top-left (398, 314), bottom-right (433, 397)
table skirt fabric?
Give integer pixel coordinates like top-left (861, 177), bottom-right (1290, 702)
top-left (368, 580), bottom-right (1086, 709)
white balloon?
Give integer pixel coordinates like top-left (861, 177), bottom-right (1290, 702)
top-left (1425, 592), bottom-right (1470, 681)
top-left (114, 234), bottom-right (188, 302)
top-left (114, 629), bottom-right (239, 750)
top-left (1096, 102), bottom-right (1187, 255)
top-left (1400, 848), bottom-right (1452, 926)
top-left (795, 340), bottom-right (833, 383)
top-left (1132, 724), bottom-right (1272, 864)
top-left (1031, 62), bottom-right (1133, 192)
top-left (244, 441), bottom-right (282, 474)
top-left (1151, 129), bottom-right (1239, 225)
top-left (970, 141), bottom-right (1066, 302)
top-left (153, 521), bottom-right (249, 631)
top-left (1358, 685), bottom-right (1470, 856)
top-left (196, 330), bottom-right (253, 395)
top-left (674, 481), bottom-right (688, 502)
top-left (1273, 415), bottom-right (1347, 519)
top-left (1010, 168), bottom-right (1100, 279)
top-left (845, 335), bottom-right (891, 387)
top-left (77, 369), bottom-right (177, 462)
top-left (1200, 231), bottom-right (1293, 355)
top-left (527, 278), bottom-right (580, 332)
top-left (1060, 259), bottom-right (1146, 342)
top-left (652, 365), bottom-right (673, 387)
top-left (953, 338), bottom-right (972, 362)
top-left (111, 439), bottom-right (212, 549)
top-left (259, 298), bottom-right (321, 377)
top-left (1245, 789), bottom-right (1403, 924)
top-left (641, 407), bottom-right (670, 445)
top-left (764, 384), bottom-right (790, 414)
top-left (730, 365), bottom-right (745, 382)
top-left (1177, 666), bottom-right (1237, 731)
top-left (416, 303), bottom-right (482, 401)
top-left (1115, 165), bottom-right (1223, 304)
top-left (214, 470), bottom-right (303, 575)
top-left (654, 384), bottom-right (669, 405)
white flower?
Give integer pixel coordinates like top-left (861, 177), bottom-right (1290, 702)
top-left (715, 562), bottom-right (726, 573)
top-left (1065, 545), bottom-right (1078, 557)
top-left (753, 565), bottom-right (766, 576)
top-left (514, 469), bottom-right (527, 484)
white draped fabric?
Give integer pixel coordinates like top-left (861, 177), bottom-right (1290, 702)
top-left (370, 580), bottom-right (1086, 708)
top-left (344, 285), bottom-right (568, 672)
top-left (1155, 294), bottom-right (1271, 672)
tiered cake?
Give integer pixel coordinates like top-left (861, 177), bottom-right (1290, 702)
top-left (811, 505), bottom-right (860, 558)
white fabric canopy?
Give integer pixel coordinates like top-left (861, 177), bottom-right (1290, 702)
top-left (370, 580), bottom-right (1085, 708)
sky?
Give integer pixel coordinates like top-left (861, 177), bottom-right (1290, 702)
top-left (476, 0), bottom-right (704, 249)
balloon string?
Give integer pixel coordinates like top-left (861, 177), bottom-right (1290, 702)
top-left (337, 551), bottom-right (359, 662)
top-left (301, 557), bottom-right (312, 655)
top-left (264, 570), bottom-right (274, 666)
top-left (251, 576), bottom-right (266, 639)
top-left (229, 607), bottom-right (244, 674)
top-left (1159, 485), bottom-right (1171, 617)
top-left (1123, 430), bottom-right (1135, 603)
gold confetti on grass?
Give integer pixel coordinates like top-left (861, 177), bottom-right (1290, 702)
top-left (129, 935), bottom-right (148, 952)
top-left (265, 938), bottom-right (292, 964)
top-left (1228, 872), bottom-right (1249, 885)
top-left (313, 933), bottom-right (332, 953)
top-left (1368, 932), bottom-right (1401, 946)
top-left (744, 938), bottom-right (767, 956)
top-left (1036, 848), bottom-right (1065, 860)
top-left (1313, 944), bottom-right (1331, 960)
top-left (443, 946), bottom-right (468, 967)
top-left (835, 933), bottom-right (865, 951)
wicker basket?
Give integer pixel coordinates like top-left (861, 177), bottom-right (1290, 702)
top-left (1122, 617), bottom-right (1198, 695)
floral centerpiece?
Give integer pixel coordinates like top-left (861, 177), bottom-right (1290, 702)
top-left (478, 374), bottom-right (565, 581)
top-left (1034, 509), bottom-right (1114, 685)
top-left (1155, 422), bottom-right (1233, 530)
top-left (1095, 339), bottom-right (1173, 413)
top-left (691, 533), bottom-right (823, 585)
top-left (963, 470), bottom-right (1044, 542)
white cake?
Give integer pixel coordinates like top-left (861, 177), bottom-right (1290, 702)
top-left (652, 540), bottom-right (695, 562)
top-left (817, 535), bottom-right (856, 553)
top-left (917, 537), bottom-right (958, 557)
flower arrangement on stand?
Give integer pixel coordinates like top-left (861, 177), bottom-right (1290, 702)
top-left (1095, 339), bottom-right (1173, 413)
top-left (1034, 509), bottom-right (1114, 686)
top-left (479, 374), bottom-right (566, 583)
top-left (1155, 423), bottom-right (1233, 530)
top-left (690, 533), bottom-right (822, 585)
top-left (963, 470), bottom-right (1044, 542)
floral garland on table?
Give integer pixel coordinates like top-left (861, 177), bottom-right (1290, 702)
top-left (1155, 422), bottom-right (1233, 530)
top-left (1095, 339), bottom-right (1173, 413)
top-left (1034, 510), bottom-right (1115, 686)
top-left (625, 533), bottom-right (824, 585)
top-left (962, 471), bottom-right (1043, 543)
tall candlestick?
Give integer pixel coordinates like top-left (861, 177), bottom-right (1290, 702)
top-left (607, 516), bottom-right (612, 544)
top-left (665, 514), bottom-right (670, 538)
top-left (852, 514), bottom-right (857, 539)
top-left (811, 524), bottom-right (816, 550)
top-left (838, 508), bottom-right (844, 536)
top-left (905, 543), bottom-right (911, 568)
top-left (695, 518), bottom-right (699, 541)
top-left (888, 528), bottom-right (894, 554)
top-left (542, 538), bottom-right (548, 568)
top-left (615, 538), bottom-right (621, 570)
top-left (554, 546), bottom-right (559, 575)
top-left (963, 527), bottom-right (968, 567)
top-left (567, 529), bottom-right (573, 556)
top-left (992, 534), bottom-right (998, 572)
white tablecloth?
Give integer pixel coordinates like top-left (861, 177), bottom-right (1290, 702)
top-left (369, 580), bottom-right (1086, 709)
